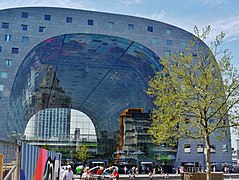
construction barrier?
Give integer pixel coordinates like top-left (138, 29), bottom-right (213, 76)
top-left (20, 142), bottom-right (61, 180)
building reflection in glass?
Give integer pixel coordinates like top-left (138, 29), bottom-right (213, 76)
top-left (9, 33), bottom-right (161, 158)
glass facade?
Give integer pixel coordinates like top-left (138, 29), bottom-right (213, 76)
top-left (24, 108), bottom-right (97, 146)
top-left (9, 33), bottom-right (161, 155)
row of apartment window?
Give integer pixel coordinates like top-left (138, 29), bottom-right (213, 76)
top-left (0, 37), bottom-right (188, 59)
top-left (2, 33), bottom-right (178, 50)
top-left (3, 11), bottom-right (174, 34)
top-left (0, 45), bottom-right (19, 54)
top-left (2, 22), bottom-right (46, 32)
top-left (2, 19), bottom-right (169, 34)
top-left (1, 39), bottom-right (188, 60)
top-left (184, 144), bottom-right (228, 154)
top-left (2, 34), bottom-right (29, 43)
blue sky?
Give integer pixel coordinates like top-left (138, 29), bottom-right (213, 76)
top-left (1, 0), bottom-right (239, 148)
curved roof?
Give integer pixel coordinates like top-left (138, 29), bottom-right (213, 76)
top-left (11, 33), bottom-right (161, 132)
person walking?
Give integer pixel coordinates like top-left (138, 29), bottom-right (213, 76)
top-left (62, 165), bottom-right (74, 180)
top-left (81, 167), bottom-right (92, 180)
top-left (124, 166), bottom-right (128, 174)
top-left (112, 168), bottom-right (119, 180)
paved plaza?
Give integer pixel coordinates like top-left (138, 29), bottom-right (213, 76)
top-left (73, 173), bottom-right (239, 179)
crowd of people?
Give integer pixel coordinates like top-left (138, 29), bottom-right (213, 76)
top-left (61, 163), bottom-right (178, 179)
top-left (61, 164), bottom-right (120, 180)
top-left (60, 163), bottom-right (237, 180)
top-left (124, 165), bottom-right (169, 179)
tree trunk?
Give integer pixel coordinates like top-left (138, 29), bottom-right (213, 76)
top-left (205, 135), bottom-right (211, 180)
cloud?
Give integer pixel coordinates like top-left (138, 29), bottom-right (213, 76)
top-left (131, 10), bottom-right (167, 22)
top-left (116, 0), bottom-right (142, 6)
top-left (207, 16), bottom-right (239, 42)
top-left (151, 13), bottom-right (239, 43)
top-left (188, 0), bottom-right (228, 6)
top-left (0, 0), bottom-right (96, 10)
top-left (148, 11), bottom-right (167, 21)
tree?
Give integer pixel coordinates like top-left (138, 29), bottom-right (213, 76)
top-left (147, 25), bottom-right (239, 180)
top-left (75, 144), bottom-right (89, 165)
top-left (42, 143), bottom-right (50, 150)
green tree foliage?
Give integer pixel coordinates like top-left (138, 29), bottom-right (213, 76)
top-left (75, 144), bottom-right (89, 164)
top-left (147, 25), bottom-right (239, 180)
top-left (42, 143), bottom-right (50, 150)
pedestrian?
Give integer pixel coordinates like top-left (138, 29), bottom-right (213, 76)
top-left (124, 166), bottom-right (128, 174)
top-left (81, 167), bottom-right (91, 180)
top-left (148, 170), bottom-right (153, 179)
top-left (96, 166), bottom-right (104, 175)
top-left (62, 165), bottom-right (74, 180)
top-left (142, 165), bottom-right (145, 174)
top-left (224, 166), bottom-right (227, 173)
top-left (112, 168), bottom-right (119, 180)
top-left (136, 166), bottom-right (139, 174)
top-left (76, 165), bottom-right (83, 177)
top-left (129, 166), bottom-right (136, 179)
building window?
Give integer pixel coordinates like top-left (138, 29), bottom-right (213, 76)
top-left (44, 14), bottom-right (51, 21)
top-left (197, 144), bottom-right (203, 153)
top-left (151, 38), bottom-right (157, 44)
top-left (22, 12), bottom-right (28, 18)
top-left (12, 48), bottom-right (19, 54)
top-left (66, 17), bottom-right (73, 23)
top-left (181, 40), bottom-right (187, 47)
top-left (166, 39), bottom-right (172, 45)
top-left (39, 26), bottom-right (46, 32)
top-left (210, 145), bottom-right (216, 153)
top-left (4, 34), bottom-right (11, 41)
top-left (5, 59), bottom-right (12, 66)
top-left (21, 24), bottom-right (28, 31)
top-left (128, 24), bottom-right (134, 30)
top-left (179, 51), bottom-right (184, 56)
top-left (22, 36), bottom-right (29, 43)
top-left (165, 50), bottom-right (171, 56)
top-left (192, 52), bottom-right (197, 57)
top-left (88, 19), bottom-right (94, 25)
top-left (222, 145), bottom-right (228, 153)
top-left (209, 118), bottom-right (214, 124)
top-left (108, 21), bottom-right (114, 28)
top-left (173, 61), bottom-right (178, 67)
top-left (0, 72), bottom-right (7, 78)
top-left (195, 43), bottom-right (200, 48)
top-left (0, 85), bottom-right (4, 91)
top-left (147, 26), bottom-right (153, 32)
top-left (166, 29), bottom-right (172, 35)
top-left (184, 144), bottom-right (191, 153)
top-left (2, 22), bottom-right (9, 29)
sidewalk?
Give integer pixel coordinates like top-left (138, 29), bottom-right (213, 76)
top-left (74, 173), bottom-right (181, 179)
top-left (73, 173), bottom-right (239, 179)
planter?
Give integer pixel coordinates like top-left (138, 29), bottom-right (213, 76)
top-left (184, 172), bottom-right (224, 180)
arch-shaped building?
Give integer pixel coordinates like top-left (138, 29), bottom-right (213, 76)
top-left (0, 7), bottom-right (231, 167)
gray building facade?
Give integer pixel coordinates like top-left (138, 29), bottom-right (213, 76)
top-left (0, 7), bottom-right (232, 166)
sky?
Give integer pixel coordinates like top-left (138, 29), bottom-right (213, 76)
top-left (1, 0), bottom-right (239, 148)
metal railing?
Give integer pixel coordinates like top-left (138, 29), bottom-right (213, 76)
top-left (3, 164), bottom-right (17, 180)
top-left (0, 140), bottom-right (19, 180)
